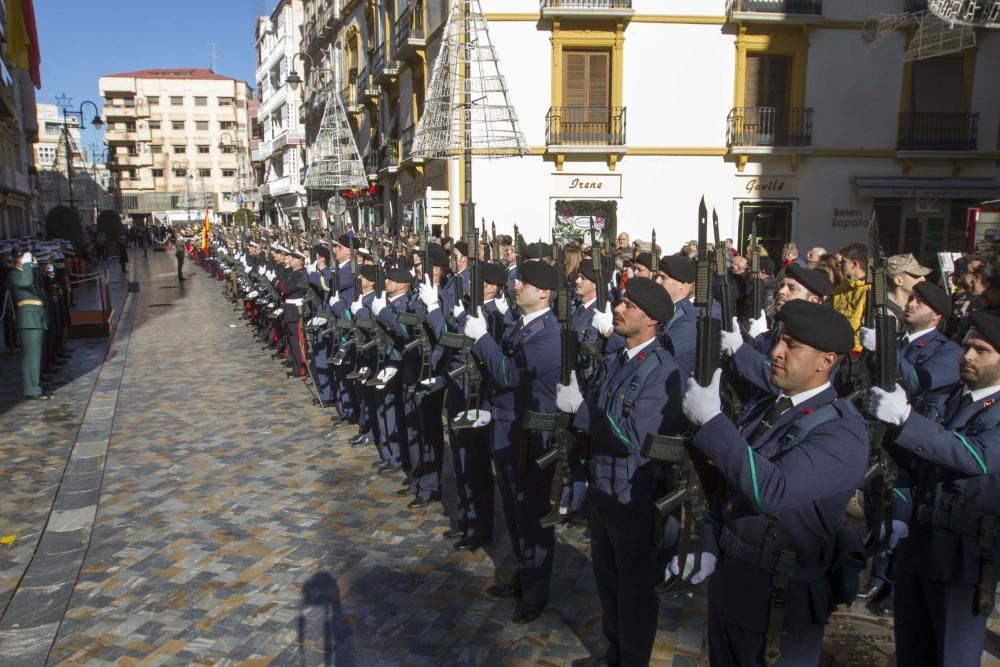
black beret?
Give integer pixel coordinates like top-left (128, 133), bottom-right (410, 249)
top-left (777, 301), bottom-right (854, 354)
top-left (759, 256), bottom-right (776, 276)
top-left (312, 244), bottom-right (331, 261)
top-left (624, 277), bottom-right (674, 322)
top-left (913, 281), bottom-right (951, 319)
top-left (454, 240), bottom-right (469, 257)
top-left (658, 255), bottom-right (696, 284)
top-left (334, 234), bottom-right (360, 249)
top-left (518, 260), bottom-right (559, 290)
top-left (785, 264), bottom-right (833, 297)
top-left (635, 252), bottom-right (655, 272)
top-left (481, 262), bottom-right (506, 286)
top-left (426, 243), bottom-right (450, 267)
top-left (359, 265), bottom-right (377, 282)
top-left (579, 261), bottom-right (600, 285)
top-left (970, 312), bottom-right (1000, 351)
top-left (386, 267), bottom-right (413, 283)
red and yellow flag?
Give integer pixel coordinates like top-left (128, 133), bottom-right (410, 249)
top-left (201, 208), bottom-right (211, 250)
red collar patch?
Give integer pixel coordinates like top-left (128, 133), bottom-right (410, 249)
top-left (985, 399), bottom-right (995, 408)
top-left (635, 351), bottom-right (646, 362)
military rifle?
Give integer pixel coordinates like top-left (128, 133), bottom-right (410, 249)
top-left (749, 218), bottom-right (763, 324)
top-left (651, 227), bottom-right (660, 270)
top-left (525, 241), bottom-right (579, 526)
top-left (397, 228), bottom-right (433, 382)
top-left (859, 212), bottom-right (898, 556)
top-left (579, 215), bottom-right (606, 360)
top-left (364, 238), bottom-right (390, 388)
top-left (449, 222), bottom-right (483, 429)
top-left (642, 196), bottom-right (719, 595)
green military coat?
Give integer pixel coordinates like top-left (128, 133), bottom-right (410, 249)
top-left (6, 265), bottom-right (48, 330)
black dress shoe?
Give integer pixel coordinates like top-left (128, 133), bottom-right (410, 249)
top-left (25, 394), bottom-right (53, 401)
top-left (370, 460), bottom-right (385, 469)
top-left (377, 463), bottom-right (401, 475)
top-left (571, 658), bottom-right (607, 667)
top-left (857, 581), bottom-right (884, 601)
top-left (350, 436), bottom-right (373, 448)
top-left (511, 600), bottom-right (546, 624)
top-left (349, 433), bottom-right (367, 444)
top-left (443, 528), bottom-right (465, 539)
top-left (407, 493), bottom-right (440, 509)
top-left (454, 535), bottom-right (492, 551)
top-left (396, 487), bottom-right (413, 497)
top-left (486, 580), bottom-right (522, 598)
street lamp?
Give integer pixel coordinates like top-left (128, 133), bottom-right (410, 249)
top-left (54, 94), bottom-right (103, 210)
top-left (285, 51), bottom-right (336, 92)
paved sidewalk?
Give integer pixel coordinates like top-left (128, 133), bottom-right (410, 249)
top-left (2, 252), bottom-right (995, 665)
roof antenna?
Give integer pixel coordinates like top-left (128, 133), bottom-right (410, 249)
top-left (209, 43), bottom-right (217, 72)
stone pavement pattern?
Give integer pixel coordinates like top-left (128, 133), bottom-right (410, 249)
top-left (0, 252), bottom-right (996, 665)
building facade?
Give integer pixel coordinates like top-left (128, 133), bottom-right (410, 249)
top-left (292, 0), bottom-right (1000, 261)
top-left (0, 0), bottom-right (39, 240)
top-left (97, 69), bottom-right (254, 226)
top-left (255, 0), bottom-right (309, 229)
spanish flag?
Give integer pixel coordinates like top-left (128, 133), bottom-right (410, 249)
top-left (6, 0), bottom-right (42, 89)
top-left (201, 208), bottom-right (211, 250)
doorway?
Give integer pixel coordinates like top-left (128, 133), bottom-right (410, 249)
top-left (738, 200), bottom-right (794, 258)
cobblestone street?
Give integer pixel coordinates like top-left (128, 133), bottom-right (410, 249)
top-left (1, 252), bottom-right (995, 666)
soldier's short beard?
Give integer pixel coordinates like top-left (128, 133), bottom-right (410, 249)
top-left (963, 360), bottom-right (1000, 390)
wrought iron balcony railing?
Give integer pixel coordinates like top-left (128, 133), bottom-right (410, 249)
top-left (726, 106), bottom-right (813, 147)
top-left (897, 112), bottom-right (979, 151)
top-left (546, 106), bottom-right (627, 146)
top-left (401, 124), bottom-right (421, 162)
top-left (540, 0), bottom-right (632, 8)
top-left (379, 139), bottom-right (400, 171)
top-left (726, 0), bottom-right (823, 15)
top-left (394, 4), bottom-right (426, 60)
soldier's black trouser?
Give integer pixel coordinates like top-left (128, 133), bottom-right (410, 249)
top-left (589, 501), bottom-right (659, 667)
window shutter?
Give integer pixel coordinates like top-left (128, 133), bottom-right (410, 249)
top-left (587, 53), bottom-right (610, 122)
top-left (564, 53), bottom-right (588, 109)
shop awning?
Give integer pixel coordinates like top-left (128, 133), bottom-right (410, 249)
top-left (852, 177), bottom-right (1000, 199)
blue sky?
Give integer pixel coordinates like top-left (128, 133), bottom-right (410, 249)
top-left (35, 0), bottom-right (268, 153)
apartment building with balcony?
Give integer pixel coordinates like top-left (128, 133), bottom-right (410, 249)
top-left (297, 0), bottom-right (1000, 258)
top-left (255, 0), bottom-right (308, 228)
top-left (97, 68), bottom-right (254, 225)
top-left (0, 0), bottom-right (40, 239)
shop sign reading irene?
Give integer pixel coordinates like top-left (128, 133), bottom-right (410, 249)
top-left (736, 175), bottom-right (797, 199)
top-left (552, 173), bottom-right (622, 198)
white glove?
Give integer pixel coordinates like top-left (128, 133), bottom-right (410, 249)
top-left (308, 317), bottom-right (321, 327)
top-left (463, 307), bottom-right (488, 342)
top-left (869, 383), bottom-right (911, 426)
top-left (306, 260), bottom-right (317, 273)
top-left (357, 366), bottom-right (370, 380)
top-left (20, 252), bottom-right (33, 264)
top-left (556, 371), bottom-right (584, 414)
top-left (350, 298), bottom-right (364, 315)
top-left (418, 274), bottom-right (439, 311)
top-left (888, 519), bottom-right (909, 551)
top-left (247, 290), bottom-right (259, 299)
top-left (371, 291), bottom-right (387, 317)
top-left (374, 366), bottom-right (397, 389)
top-left (590, 303), bottom-right (614, 337)
top-left (719, 317), bottom-right (744, 357)
top-left (682, 368), bottom-right (723, 426)
top-left (452, 300), bottom-right (465, 319)
top-left (860, 326), bottom-right (876, 352)
top-left (266, 270), bottom-right (276, 281)
top-left (747, 310), bottom-right (768, 339)
top-left (494, 296), bottom-right (509, 315)
top-left (667, 552), bottom-right (717, 585)
top-left (328, 292), bottom-right (340, 307)
top-left (454, 409), bottom-right (492, 428)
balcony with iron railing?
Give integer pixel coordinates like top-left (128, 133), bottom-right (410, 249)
top-left (401, 124), bottom-right (423, 164)
top-left (725, 0), bottom-right (823, 20)
top-left (395, 4), bottom-right (426, 61)
top-left (726, 107), bottom-right (813, 149)
top-left (364, 151), bottom-right (379, 178)
top-left (372, 43), bottom-right (399, 85)
top-left (540, 0), bottom-right (634, 19)
top-left (378, 139), bottom-right (401, 173)
top-left (897, 112), bottom-right (979, 152)
top-left (545, 106), bottom-right (627, 146)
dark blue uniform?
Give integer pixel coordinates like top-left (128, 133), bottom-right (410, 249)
top-left (890, 385), bottom-right (1000, 667)
top-left (330, 261), bottom-right (358, 421)
top-left (307, 266), bottom-right (335, 403)
top-left (472, 309), bottom-right (561, 606)
top-left (691, 385), bottom-right (868, 666)
top-left (571, 339), bottom-right (685, 665)
top-left (666, 296), bottom-right (698, 377)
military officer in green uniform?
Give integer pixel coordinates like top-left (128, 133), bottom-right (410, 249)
top-left (7, 250), bottom-right (51, 400)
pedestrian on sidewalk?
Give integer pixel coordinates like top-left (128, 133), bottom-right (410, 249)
top-left (117, 236), bottom-right (129, 274)
top-left (172, 230), bottom-right (186, 281)
top-left (6, 250), bottom-right (51, 400)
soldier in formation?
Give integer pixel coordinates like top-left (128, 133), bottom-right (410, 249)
top-left (202, 218), bottom-right (996, 667)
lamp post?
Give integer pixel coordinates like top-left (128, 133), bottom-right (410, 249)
top-left (54, 94), bottom-right (103, 211)
top-left (218, 130), bottom-right (246, 228)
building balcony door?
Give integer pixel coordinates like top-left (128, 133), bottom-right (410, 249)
top-left (738, 200), bottom-right (793, 258)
